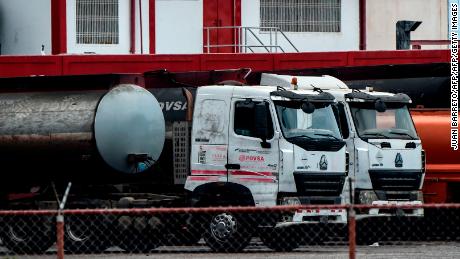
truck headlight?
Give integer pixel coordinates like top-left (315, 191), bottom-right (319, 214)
top-left (358, 190), bottom-right (379, 204)
top-left (281, 197), bottom-right (301, 205)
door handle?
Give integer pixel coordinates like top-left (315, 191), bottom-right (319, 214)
top-left (225, 164), bottom-right (241, 170)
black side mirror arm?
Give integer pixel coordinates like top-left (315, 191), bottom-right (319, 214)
top-left (260, 138), bottom-right (271, 148)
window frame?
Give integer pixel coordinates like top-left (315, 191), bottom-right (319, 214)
top-left (233, 100), bottom-right (275, 141)
top-left (67, 0), bottom-right (130, 54)
top-left (259, 0), bottom-right (342, 33)
top-left (335, 102), bottom-right (350, 139)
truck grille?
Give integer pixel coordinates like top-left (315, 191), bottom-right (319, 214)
top-left (293, 173), bottom-right (346, 196)
top-left (369, 170), bottom-right (423, 191)
top-left (292, 140), bottom-right (346, 152)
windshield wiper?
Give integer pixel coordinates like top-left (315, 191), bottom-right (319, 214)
top-left (387, 130), bottom-right (416, 139)
top-left (361, 132), bottom-right (390, 139)
top-left (287, 135), bottom-right (313, 140)
top-left (314, 133), bottom-right (342, 141)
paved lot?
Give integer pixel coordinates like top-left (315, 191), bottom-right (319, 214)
top-left (2, 242), bottom-right (460, 259)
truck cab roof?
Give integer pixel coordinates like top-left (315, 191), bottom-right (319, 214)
top-left (260, 73), bottom-right (411, 104)
top-left (198, 84), bottom-right (332, 100)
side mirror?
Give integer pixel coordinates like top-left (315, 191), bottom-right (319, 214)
top-left (254, 102), bottom-right (272, 148)
top-left (375, 99), bottom-right (387, 112)
top-left (301, 102), bottom-right (315, 114)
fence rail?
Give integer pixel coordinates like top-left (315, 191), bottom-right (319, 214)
top-left (0, 203), bottom-right (459, 258)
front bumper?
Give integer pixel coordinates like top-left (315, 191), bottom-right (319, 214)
top-left (277, 208), bottom-right (348, 227)
top-left (356, 200), bottom-right (424, 220)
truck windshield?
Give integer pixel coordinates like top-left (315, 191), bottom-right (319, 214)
top-left (275, 102), bottom-right (342, 140)
top-left (349, 103), bottom-right (418, 140)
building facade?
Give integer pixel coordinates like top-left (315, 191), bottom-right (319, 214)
top-left (0, 0), bottom-right (449, 56)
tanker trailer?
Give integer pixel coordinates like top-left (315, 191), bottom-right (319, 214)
top-left (0, 81), bottom-right (167, 254)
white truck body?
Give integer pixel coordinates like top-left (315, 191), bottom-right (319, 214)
top-left (184, 85), bottom-right (349, 225)
top-left (261, 73), bottom-right (425, 218)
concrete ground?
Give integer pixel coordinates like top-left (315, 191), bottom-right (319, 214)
top-left (2, 242), bottom-right (460, 259)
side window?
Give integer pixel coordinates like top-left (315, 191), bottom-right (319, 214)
top-left (234, 101), bottom-right (274, 139)
top-left (336, 102), bottom-right (350, 139)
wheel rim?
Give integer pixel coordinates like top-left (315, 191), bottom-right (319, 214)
top-left (8, 225), bottom-right (26, 242)
top-left (209, 213), bottom-right (237, 241)
top-left (66, 224), bottom-right (89, 242)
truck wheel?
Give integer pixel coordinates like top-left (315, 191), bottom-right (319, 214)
top-left (169, 214), bottom-right (204, 246)
top-left (168, 226), bottom-right (202, 246)
top-left (356, 226), bottom-right (379, 245)
top-left (203, 212), bottom-right (252, 252)
top-left (259, 226), bottom-right (301, 252)
top-left (0, 215), bottom-right (54, 254)
top-left (64, 215), bottom-right (112, 253)
top-left (117, 216), bottom-right (162, 253)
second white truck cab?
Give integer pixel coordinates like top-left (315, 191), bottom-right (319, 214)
top-left (184, 84), bottom-right (349, 252)
top-left (261, 73), bottom-right (425, 219)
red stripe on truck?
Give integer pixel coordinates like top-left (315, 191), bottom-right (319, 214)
top-left (239, 178), bottom-right (275, 183)
top-left (231, 171), bottom-right (273, 177)
top-left (188, 176), bottom-right (219, 181)
top-left (191, 170), bottom-right (227, 175)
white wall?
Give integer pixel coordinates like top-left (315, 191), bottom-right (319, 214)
top-left (366, 0), bottom-right (448, 50)
top-left (155, 0), bottom-right (203, 54)
top-left (241, 0), bottom-right (360, 53)
top-left (0, 0), bottom-right (51, 55)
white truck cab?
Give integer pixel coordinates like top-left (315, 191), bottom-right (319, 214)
top-left (184, 84), bottom-right (348, 252)
top-left (261, 74), bottom-right (425, 219)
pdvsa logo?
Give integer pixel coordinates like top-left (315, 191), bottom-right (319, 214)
top-left (239, 155), bottom-right (265, 162)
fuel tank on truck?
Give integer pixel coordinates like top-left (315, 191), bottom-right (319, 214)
top-left (0, 84), bottom-right (165, 185)
top-left (411, 109), bottom-right (460, 203)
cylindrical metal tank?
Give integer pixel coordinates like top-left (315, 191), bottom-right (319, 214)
top-left (411, 109), bottom-right (460, 203)
top-left (0, 84), bottom-right (165, 181)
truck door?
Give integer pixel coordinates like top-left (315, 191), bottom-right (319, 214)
top-left (227, 99), bottom-right (279, 206)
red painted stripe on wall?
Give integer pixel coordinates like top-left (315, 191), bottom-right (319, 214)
top-left (0, 50), bottom-right (449, 78)
top-left (51, 0), bottom-right (67, 54)
top-left (149, 0), bottom-right (155, 54)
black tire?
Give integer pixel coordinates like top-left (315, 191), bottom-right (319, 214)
top-left (117, 216), bottom-right (162, 253)
top-left (356, 225), bottom-right (380, 245)
top-left (0, 215), bottom-right (55, 254)
top-left (160, 214), bottom-right (203, 246)
top-left (259, 226), bottom-right (301, 252)
top-left (64, 215), bottom-right (112, 254)
top-left (203, 212), bottom-right (252, 252)
top-left (168, 225), bottom-right (203, 246)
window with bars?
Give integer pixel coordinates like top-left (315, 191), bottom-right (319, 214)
top-left (260, 0), bottom-right (341, 32)
top-left (76, 0), bottom-right (119, 44)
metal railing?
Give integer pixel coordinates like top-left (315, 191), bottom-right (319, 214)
top-left (410, 40), bottom-right (451, 49)
top-left (204, 26), bottom-right (299, 53)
